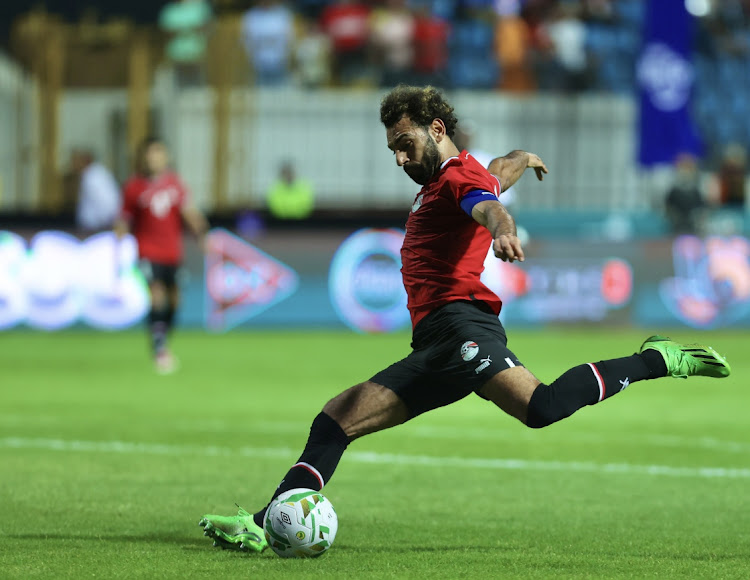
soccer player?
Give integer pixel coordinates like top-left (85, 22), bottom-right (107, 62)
top-left (114, 137), bottom-right (208, 374)
top-left (199, 86), bottom-right (731, 551)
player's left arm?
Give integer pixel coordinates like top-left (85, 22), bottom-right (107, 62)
top-left (181, 206), bottom-right (209, 251)
top-left (471, 200), bottom-right (524, 263)
top-left (487, 150), bottom-right (547, 191)
top-left (176, 177), bottom-right (210, 250)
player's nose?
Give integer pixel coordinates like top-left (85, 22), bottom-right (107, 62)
top-left (395, 151), bottom-right (408, 166)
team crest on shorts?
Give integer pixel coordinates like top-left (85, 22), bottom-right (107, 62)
top-left (460, 341), bottom-right (480, 361)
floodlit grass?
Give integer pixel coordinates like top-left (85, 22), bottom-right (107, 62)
top-left (1, 328), bottom-right (749, 579)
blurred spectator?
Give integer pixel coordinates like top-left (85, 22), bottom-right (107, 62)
top-left (711, 0), bottom-right (750, 57)
top-left (664, 153), bottom-right (707, 235)
top-left (158, 0), bottom-right (212, 86)
top-left (715, 143), bottom-right (747, 209)
top-left (370, 0), bottom-right (415, 87)
top-left (535, 1), bottom-right (591, 93)
top-left (320, 0), bottom-right (372, 86)
top-left (71, 149), bottom-right (121, 233)
top-left (581, 0), bottom-right (614, 22)
top-left (267, 160), bottom-right (315, 220)
top-left (457, 0), bottom-right (495, 20)
top-left (241, 0), bottom-right (294, 86)
top-left (295, 0), bottom-right (330, 20)
top-left (411, 3), bottom-right (449, 86)
top-left (494, 0), bottom-right (536, 92)
top-left (294, 17), bottom-right (332, 88)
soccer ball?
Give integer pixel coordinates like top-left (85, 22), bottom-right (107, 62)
top-left (264, 488), bottom-right (338, 558)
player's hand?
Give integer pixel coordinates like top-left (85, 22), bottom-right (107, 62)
top-left (493, 234), bottom-right (525, 262)
top-left (527, 154), bottom-right (548, 181)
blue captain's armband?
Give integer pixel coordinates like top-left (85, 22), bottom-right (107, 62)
top-left (460, 189), bottom-right (499, 216)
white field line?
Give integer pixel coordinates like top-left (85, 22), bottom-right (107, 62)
top-left (3, 414), bottom-right (750, 455)
top-left (2, 436), bottom-right (750, 480)
top-left (174, 419), bottom-right (750, 456)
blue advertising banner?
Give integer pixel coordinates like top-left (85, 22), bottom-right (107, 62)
top-left (637, 0), bottom-right (702, 166)
top-left (3, 229), bottom-right (750, 331)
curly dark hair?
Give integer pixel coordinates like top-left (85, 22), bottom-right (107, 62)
top-left (379, 85), bottom-right (458, 138)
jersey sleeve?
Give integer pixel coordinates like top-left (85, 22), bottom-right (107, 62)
top-left (446, 159), bottom-right (503, 216)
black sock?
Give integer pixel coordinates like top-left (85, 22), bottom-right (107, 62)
top-left (148, 306), bottom-right (169, 355)
top-left (165, 305), bottom-right (176, 334)
top-left (526, 353), bottom-right (667, 428)
top-left (253, 412), bottom-right (349, 527)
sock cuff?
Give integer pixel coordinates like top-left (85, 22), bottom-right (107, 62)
top-left (638, 350), bottom-right (668, 378)
top-left (313, 412), bottom-right (350, 447)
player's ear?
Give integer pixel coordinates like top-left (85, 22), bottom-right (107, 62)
top-left (430, 119), bottom-right (446, 143)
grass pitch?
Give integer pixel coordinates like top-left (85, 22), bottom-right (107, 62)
top-left (1, 328), bottom-right (749, 579)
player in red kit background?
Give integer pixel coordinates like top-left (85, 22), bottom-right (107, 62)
top-left (115, 137), bottom-right (208, 374)
top-left (198, 86), bottom-right (730, 552)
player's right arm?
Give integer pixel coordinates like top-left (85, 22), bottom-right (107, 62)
top-left (487, 150), bottom-right (547, 191)
top-left (471, 200), bottom-right (524, 263)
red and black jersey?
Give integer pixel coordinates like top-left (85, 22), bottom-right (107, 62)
top-left (121, 171), bottom-right (189, 266)
top-left (401, 150), bottom-right (503, 329)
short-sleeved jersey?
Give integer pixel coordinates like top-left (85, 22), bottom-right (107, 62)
top-left (402, 150), bottom-right (503, 329)
top-left (121, 171), bottom-right (188, 266)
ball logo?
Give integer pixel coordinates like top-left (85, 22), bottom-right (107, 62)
top-left (460, 340), bottom-right (479, 361)
top-left (280, 512), bottom-right (292, 526)
top-left (637, 43), bottom-right (694, 112)
top-left (296, 531), bottom-right (306, 540)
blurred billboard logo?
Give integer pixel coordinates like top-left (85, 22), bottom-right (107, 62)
top-left (637, 43), bottom-right (693, 113)
top-left (0, 230), bottom-right (149, 330)
top-left (328, 228), bottom-right (408, 333)
top-left (204, 228), bottom-right (298, 331)
top-left (482, 251), bottom-right (633, 322)
top-left (660, 235), bottom-right (750, 328)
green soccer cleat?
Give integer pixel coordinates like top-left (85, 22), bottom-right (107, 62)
top-left (199, 505), bottom-right (268, 553)
top-left (639, 335), bottom-right (731, 379)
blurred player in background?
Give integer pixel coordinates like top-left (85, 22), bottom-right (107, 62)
top-left (199, 86), bottom-right (731, 552)
top-left (71, 148), bottom-right (121, 233)
top-left (114, 137), bottom-right (208, 374)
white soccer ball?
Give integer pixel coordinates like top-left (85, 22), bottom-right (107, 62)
top-left (264, 488), bottom-right (338, 558)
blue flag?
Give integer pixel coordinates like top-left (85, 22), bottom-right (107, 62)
top-left (637, 0), bottom-right (703, 166)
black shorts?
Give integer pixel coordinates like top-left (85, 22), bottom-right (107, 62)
top-left (138, 259), bottom-right (179, 288)
top-left (370, 300), bottom-right (524, 417)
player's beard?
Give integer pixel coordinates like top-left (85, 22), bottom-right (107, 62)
top-left (404, 136), bottom-right (441, 185)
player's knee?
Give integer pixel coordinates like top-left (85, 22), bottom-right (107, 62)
top-left (524, 383), bottom-right (567, 429)
top-left (321, 384), bottom-right (361, 425)
top-left (150, 285), bottom-right (168, 309)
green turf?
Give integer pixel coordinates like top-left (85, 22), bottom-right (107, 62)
top-left (1, 328), bottom-right (749, 579)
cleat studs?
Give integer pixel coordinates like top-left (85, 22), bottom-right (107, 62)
top-left (213, 540), bottom-right (219, 547)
